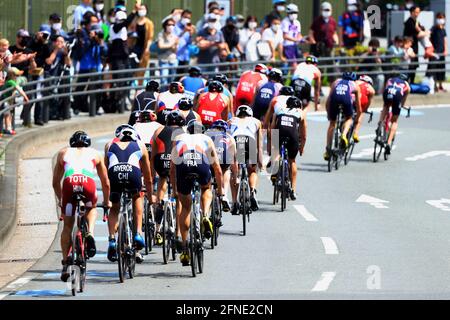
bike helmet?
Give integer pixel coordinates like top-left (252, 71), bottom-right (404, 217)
top-left (146, 80), bottom-right (160, 92)
top-left (169, 81), bottom-right (185, 94)
top-left (268, 68), bottom-right (283, 83)
top-left (166, 110), bottom-right (186, 127)
top-left (359, 75), bottom-right (374, 86)
top-left (208, 80), bottom-right (224, 93)
top-left (211, 119), bottom-right (229, 132)
top-left (213, 74), bottom-right (229, 86)
top-left (305, 55), bottom-right (319, 65)
top-left (286, 96), bottom-right (303, 109)
top-left (138, 110), bottom-right (157, 123)
top-left (398, 73), bottom-right (409, 82)
top-left (236, 105), bottom-right (254, 118)
top-left (178, 97), bottom-right (194, 111)
top-left (115, 124), bottom-right (139, 142)
top-left (186, 119), bottom-right (206, 134)
top-left (342, 71), bottom-right (358, 81)
top-left (254, 63), bottom-right (269, 74)
top-left (70, 131), bottom-right (91, 148)
top-left (188, 66), bottom-right (202, 77)
top-left (279, 86), bottom-right (295, 96)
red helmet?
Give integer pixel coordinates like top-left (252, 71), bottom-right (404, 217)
top-left (254, 63), bottom-right (268, 74)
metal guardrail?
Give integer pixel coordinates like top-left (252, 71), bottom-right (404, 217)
top-left (0, 53), bottom-right (449, 117)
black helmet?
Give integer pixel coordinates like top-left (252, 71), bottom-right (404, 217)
top-left (279, 86), bottom-right (295, 96)
top-left (169, 81), bottom-right (185, 94)
top-left (305, 55), bottom-right (319, 65)
top-left (268, 68), bottom-right (283, 83)
top-left (138, 110), bottom-right (157, 123)
top-left (187, 119), bottom-right (206, 134)
top-left (178, 97), bottom-right (194, 111)
top-left (208, 80), bottom-right (224, 93)
top-left (342, 71), bottom-right (358, 81)
top-left (166, 110), bottom-right (186, 127)
top-left (146, 80), bottom-right (160, 92)
top-left (70, 131), bottom-right (91, 148)
top-left (286, 96), bottom-right (303, 109)
top-left (213, 74), bottom-right (229, 85)
top-left (398, 73), bottom-right (409, 82)
top-left (189, 66), bottom-right (202, 77)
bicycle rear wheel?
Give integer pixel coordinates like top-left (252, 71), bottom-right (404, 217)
top-left (117, 216), bottom-right (127, 283)
top-left (281, 159), bottom-right (288, 212)
top-left (240, 183), bottom-right (247, 236)
top-left (197, 240), bottom-right (204, 274)
top-left (210, 198), bottom-right (216, 250)
top-left (189, 211), bottom-right (197, 277)
top-left (70, 228), bottom-right (80, 296)
top-left (162, 206), bottom-right (170, 264)
top-left (214, 196), bottom-right (221, 247)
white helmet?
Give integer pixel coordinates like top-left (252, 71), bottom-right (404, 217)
top-left (236, 105), bottom-right (254, 118)
top-left (115, 124), bottom-right (139, 142)
top-left (286, 4), bottom-right (299, 14)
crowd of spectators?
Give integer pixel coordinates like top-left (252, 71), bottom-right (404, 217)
top-left (0, 0), bottom-right (448, 139)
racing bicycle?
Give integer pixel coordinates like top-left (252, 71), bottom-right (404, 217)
top-left (273, 139), bottom-right (291, 212)
top-left (187, 174), bottom-right (204, 277)
top-left (238, 164), bottom-right (252, 236)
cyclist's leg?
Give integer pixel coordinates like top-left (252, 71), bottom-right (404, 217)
top-left (200, 183), bottom-right (213, 219)
top-left (61, 216), bottom-right (75, 261)
top-left (341, 101), bottom-right (354, 139)
top-left (178, 194), bottom-right (192, 244)
top-left (132, 193), bottom-right (144, 236)
top-left (326, 99), bottom-right (338, 150)
top-left (326, 121), bottom-right (336, 149)
top-left (388, 98), bottom-right (401, 146)
top-left (388, 115), bottom-right (399, 146)
top-left (289, 158), bottom-right (298, 193)
top-left (248, 164), bottom-right (258, 191)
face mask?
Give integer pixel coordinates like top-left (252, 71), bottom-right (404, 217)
top-left (20, 39), bottom-right (28, 47)
top-left (166, 25), bottom-right (175, 33)
top-left (277, 5), bottom-right (285, 12)
top-left (248, 22), bottom-right (258, 30)
top-left (52, 23), bottom-right (62, 31)
top-left (110, 17), bottom-right (116, 24)
top-left (322, 11), bottom-right (332, 18)
top-left (208, 22), bottom-right (216, 30)
top-left (272, 24), bottom-right (280, 32)
top-left (138, 10), bottom-right (147, 17)
top-left (236, 22), bottom-right (244, 29)
top-left (172, 14), bottom-right (181, 23)
top-left (289, 14), bottom-right (298, 21)
top-left (181, 18), bottom-right (191, 26)
top-left (437, 19), bottom-right (446, 25)
top-left (348, 5), bottom-right (357, 12)
top-left (95, 4), bottom-right (104, 12)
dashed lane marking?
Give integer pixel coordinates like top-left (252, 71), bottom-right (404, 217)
top-left (312, 272), bottom-right (336, 292)
top-left (320, 237), bottom-right (339, 255)
top-left (294, 205), bottom-right (318, 222)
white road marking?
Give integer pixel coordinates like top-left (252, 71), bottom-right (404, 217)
top-left (426, 199), bottom-right (450, 212)
top-left (320, 237), bottom-right (339, 255)
top-left (312, 272), bottom-right (336, 292)
top-left (351, 148), bottom-right (373, 159)
top-left (294, 205), bottom-right (318, 222)
top-left (356, 194), bottom-right (390, 209)
top-left (0, 276), bottom-right (35, 300)
top-left (405, 151), bottom-right (450, 162)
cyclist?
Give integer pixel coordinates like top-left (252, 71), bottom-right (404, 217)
top-left (156, 81), bottom-right (185, 125)
top-left (234, 64), bottom-right (269, 113)
top-left (229, 105), bottom-right (263, 213)
top-left (205, 119), bottom-right (238, 213)
top-left (151, 110), bottom-right (186, 245)
top-left (129, 80), bottom-right (160, 125)
top-left (353, 75), bottom-right (376, 143)
top-left (195, 80), bottom-right (233, 128)
top-left (263, 85), bottom-right (295, 129)
top-left (52, 131), bottom-right (111, 282)
top-left (193, 74), bottom-right (234, 108)
top-left (380, 73), bottom-right (411, 155)
top-left (269, 96), bottom-right (307, 200)
top-left (292, 55), bottom-right (322, 111)
top-left (105, 125), bottom-right (153, 263)
top-left (170, 120), bottom-right (224, 266)
top-left (252, 68), bottom-right (284, 121)
top-left (178, 97), bottom-right (202, 124)
top-left (133, 110), bottom-right (162, 152)
top-left (180, 66), bottom-right (207, 100)
top-left (324, 71), bottom-right (361, 161)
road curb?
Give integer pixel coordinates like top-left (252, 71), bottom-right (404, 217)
top-left (0, 114), bottom-right (128, 252)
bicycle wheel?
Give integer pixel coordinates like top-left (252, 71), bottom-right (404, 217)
top-left (210, 196), bottom-right (216, 250)
top-left (70, 229), bottom-right (80, 296)
top-left (143, 199), bottom-right (150, 255)
top-left (197, 239), bottom-right (204, 274)
top-left (373, 129), bottom-right (383, 163)
top-left (117, 216), bottom-right (127, 283)
top-left (162, 205), bottom-right (170, 264)
top-left (170, 203), bottom-right (177, 261)
top-left (79, 222), bottom-right (88, 293)
top-left (146, 203), bottom-right (154, 254)
top-left (190, 210), bottom-right (197, 278)
top-left (281, 159), bottom-right (288, 212)
top-left (214, 197), bottom-right (221, 247)
top-left (240, 183), bottom-right (247, 236)
top-left (127, 219), bottom-right (136, 279)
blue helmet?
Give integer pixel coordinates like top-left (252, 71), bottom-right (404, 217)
top-left (211, 119), bottom-right (229, 132)
top-left (342, 72), bottom-right (358, 81)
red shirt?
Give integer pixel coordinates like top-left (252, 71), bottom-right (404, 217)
top-left (235, 71), bottom-right (268, 112)
top-left (197, 92), bottom-right (228, 126)
top-left (358, 81), bottom-right (372, 112)
top-left (310, 16), bottom-right (337, 49)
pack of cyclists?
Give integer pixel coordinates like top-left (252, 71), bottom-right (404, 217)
top-left (53, 56), bottom-right (410, 282)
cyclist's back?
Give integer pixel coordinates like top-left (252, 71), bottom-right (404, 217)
top-left (181, 76), bottom-right (207, 100)
top-left (196, 81), bottom-right (230, 127)
top-left (229, 115), bottom-right (260, 165)
top-left (253, 81), bottom-right (283, 120)
top-left (235, 69), bottom-right (268, 112)
top-left (328, 78), bottom-right (356, 121)
top-left (153, 126), bottom-right (184, 178)
top-left (383, 76), bottom-right (409, 115)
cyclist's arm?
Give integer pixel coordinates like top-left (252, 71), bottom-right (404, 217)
top-left (95, 153), bottom-right (111, 207)
top-left (169, 142), bottom-right (178, 197)
top-left (299, 114), bottom-right (307, 156)
top-left (314, 70), bottom-right (322, 111)
top-left (52, 149), bottom-right (66, 206)
top-left (209, 141), bottom-right (224, 196)
top-left (229, 138), bottom-right (238, 179)
top-left (402, 83), bottom-right (411, 106)
top-left (367, 85), bottom-right (376, 108)
top-left (264, 99), bottom-right (276, 129)
top-left (104, 143), bottom-right (110, 169)
top-left (139, 142), bottom-right (153, 202)
top-left (354, 85), bottom-right (362, 115)
top-left (256, 121), bottom-right (263, 169)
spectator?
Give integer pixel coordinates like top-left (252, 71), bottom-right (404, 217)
top-left (196, 1), bottom-right (220, 31)
top-left (103, 8), bottom-right (116, 42)
top-left (0, 39), bottom-right (13, 86)
top-left (427, 13), bottom-right (447, 92)
top-left (403, 36), bottom-right (417, 70)
top-left (133, 3), bottom-right (154, 86)
top-left (9, 29), bottom-right (37, 78)
top-left (235, 14), bottom-right (246, 31)
top-left (175, 10), bottom-right (196, 77)
top-left (239, 16), bottom-right (261, 63)
top-left (196, 14), bottom-right (228, 73)
top-left (47, 13), bottom-right (68, 41)
top-left (262, 17), bottom-right (285, 62)
top-left (164, 8), bottom-right (183, 25)
top-left (73, 0), bottom-right (95, 30)
top-left (282, 4), bottom-right (303, 74)
top-left (404, 5), bottom-right (427, 83)
top-left (263, 0), bottom-right (286, 29)
top-left (222, 16), bottom-right (242, 59)
top-left (387, 36), bottom-right (406, 76)
top-left (359, 38), bottom-right (384, 94)
top-left (157, 18), bottom-right (179, 85)
top-left (93, 0), bottom-right (105, 23)
top-left (339, 0), bottom-right (364, 49)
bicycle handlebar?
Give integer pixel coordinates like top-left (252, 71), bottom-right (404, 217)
top-left (97, 205), bottom-right (110, 222)
top-left (402, 106), bottom-right (412, 118)
top-left (365, 111), bottom-right (374, 123)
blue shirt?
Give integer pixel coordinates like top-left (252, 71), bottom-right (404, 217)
top-left (338, 11), bottom-right (363, 42)
top-left (175, 22), bottom-right (192, 62)
top-left (73, 3), bottom-right (95, 30)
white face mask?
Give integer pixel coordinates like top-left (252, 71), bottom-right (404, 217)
top-left (208, 22), bottom-right (216, 30)
top-left (248, 22), bottom-right (258, 30)
top-left (138, 10), bottom-right (147, 17)
top-left (322, 11), bottom-right (332, 19)
top-left (236, 22), bottom-right (244, 29)
top-left (110, 17), bottom-right (116, 24)
top-left (348, 5), bottom-right (357, 12)
top-left (272, 24), bottom-right (280, 32)
top-left (95, 4), bottom-right (104, 12)
top-left (289, 13), bottom-right (298, 21)
top-left (277, 5), bottom-right (285, 12)
top-left (52, 23), bottom-right (62, 31)
top-left (166, 25), bottom-right (175, 33)
top-left (181, 18), bottom-right (191, 26)
top-left (437, 18), bottom-right (446, 25)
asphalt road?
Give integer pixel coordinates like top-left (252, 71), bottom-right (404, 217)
top-left (2, 105), bottom-right (450, 300)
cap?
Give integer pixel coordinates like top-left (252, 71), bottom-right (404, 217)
top-left (39, 24), bottom-right (52, 35)
top-left (347, 0), bottom-right (358, 5)
top-left (49, 13), bottom-right (62, 21)
top-left (321, 2), bottom-right (332, 10)
top-left (17, 29), bottom-right (30, 38)
top-left (206, 13), bottom-right (218, 22)
top-left (8, 67), bottom-right (24, 76)
top-left (273, 0), bottom-right (286, 4)
top-left (235, 14), bottom-right (245, 22)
